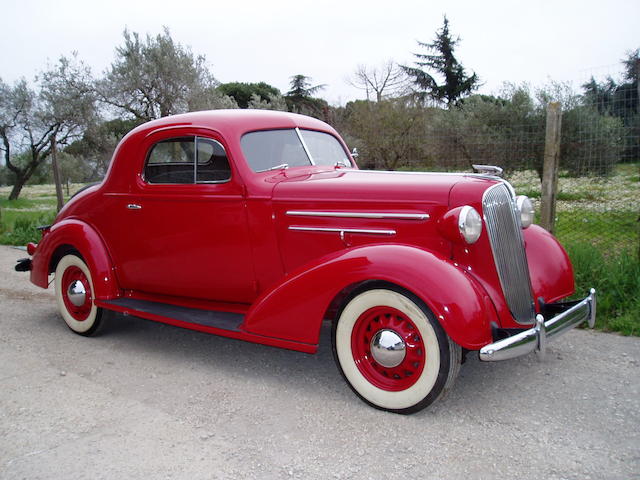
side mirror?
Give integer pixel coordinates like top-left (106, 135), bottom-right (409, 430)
top-left (351, 148), bottom-right (359, 158)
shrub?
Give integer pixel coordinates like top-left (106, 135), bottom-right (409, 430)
top-left (0, 211), bottom-right (56, 246)
top-left (566, 242), bottom-right (639, 336)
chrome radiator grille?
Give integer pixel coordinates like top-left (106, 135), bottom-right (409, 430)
top-left (482, 183), bottom-right (535, 324)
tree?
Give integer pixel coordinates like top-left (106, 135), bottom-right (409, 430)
top-left (620, 47), bottom-right (639, 110)
top-left (581, 49), bottom-right (639, 162)
top-left (340, 99), bottom-right (426, 170)
top-left (582, 77), bottom-right (618, 115)
top-left (218, 82), bottom-right (281, 109)
top-left (98, 27), bottom-right (236, 121)
top-left (616, 49), bottom-right (639, 161)
top-left (65, 118), bottom-right (142, 181)
top-left (284, 75), bottom-right (328, 119)
top-left (402, 16), bottom-right (479, 107)
top-left (0, 55), bottom-right (96, 200)
top-left (349, 61), bottom-right (408, 101)
top-left (286, 74), bottom-right (326, 98)
top-left (246, 93), bottom-right (288, 111)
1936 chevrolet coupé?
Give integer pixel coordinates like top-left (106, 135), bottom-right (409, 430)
top-left (16, 110), bottom-right (596, 414)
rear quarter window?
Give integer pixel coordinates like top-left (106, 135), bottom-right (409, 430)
top-left (144, 137), bottom-right (231, 184)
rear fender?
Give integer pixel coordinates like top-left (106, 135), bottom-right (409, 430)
top-left (244, 244), bottom-right (497, 350)
top-left (31, 219), bottom-right (120, 300)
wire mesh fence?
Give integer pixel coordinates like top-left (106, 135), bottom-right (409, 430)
top-left (388, 71), bottom-right (640, 254)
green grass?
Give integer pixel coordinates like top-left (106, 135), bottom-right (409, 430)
top-left (556, 191), bottom-right (600, 201)
top-left (4, 214), bottom-right (56, 245)
top-left (0, 196), bottom-right (58, 245)
top-left (566, 242), bottom-right (640, 336)
top-left (555, 209), bottom-right (638, 253)
top-left (518, 188), bottom-right (541, 199)
top-left (517, 190), bottom-right (601, 202)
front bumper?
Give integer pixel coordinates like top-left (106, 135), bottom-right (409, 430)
top-left (479, 289), bottom-right (596, 361)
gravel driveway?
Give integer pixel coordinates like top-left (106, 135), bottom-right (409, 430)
top-left (0, 245), bottom-right (638, 479)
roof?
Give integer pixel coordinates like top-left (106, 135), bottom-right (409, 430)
top-left (126, 109), bottom-right (334, 139)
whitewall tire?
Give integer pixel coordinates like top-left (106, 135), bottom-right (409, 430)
top-left (332, 287), bottom-right (461, 414)
top-left (54, 254), bottom-right (103, 336)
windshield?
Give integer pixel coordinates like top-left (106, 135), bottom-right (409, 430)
top-left (241, 128), bottom-right (351, 172)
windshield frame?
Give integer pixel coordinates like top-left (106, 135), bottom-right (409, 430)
top-left (241, 127), bottom-right (353, 173)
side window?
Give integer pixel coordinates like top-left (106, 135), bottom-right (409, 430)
top-left (145, 137), bottom-right (231, 184)
top-left (196, 139), bottom-right (231, 183)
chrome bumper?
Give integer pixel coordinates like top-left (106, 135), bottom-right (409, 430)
top-left (479, 289), bottom-right (596, 362)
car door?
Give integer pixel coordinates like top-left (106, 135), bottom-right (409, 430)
top-left (99, 129), bottom-right (256, 304)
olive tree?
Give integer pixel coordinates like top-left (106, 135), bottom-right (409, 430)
top-left (247, 93), bottom-right (288, 111)
top-left (97, 27), bottom-right (236, 121)
top-left (0, 55), bottom-right (96, 200)
top-left (340, 99), bottom-right (426, 170)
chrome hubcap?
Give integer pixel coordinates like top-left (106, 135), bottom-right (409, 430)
top-left (67, 280), bottom-right (87, 307)
top-left (370, 329), bottom-right (406, 368)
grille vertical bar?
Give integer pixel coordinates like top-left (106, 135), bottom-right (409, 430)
top-left (482, 183), bottom-right (535, 324)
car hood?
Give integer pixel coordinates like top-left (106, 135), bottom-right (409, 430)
top-left (272, 168), bottom-right (477, 205)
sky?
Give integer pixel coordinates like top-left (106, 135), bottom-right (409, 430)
top-left (1, 0), bottom-right (638, 105)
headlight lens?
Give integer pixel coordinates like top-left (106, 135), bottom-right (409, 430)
top-left (516, 195), bottom-right (535, 228)
top-left (458, 206), bottom-right (482, 244)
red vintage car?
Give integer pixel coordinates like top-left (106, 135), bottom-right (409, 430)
top-left (16, 110), bottom-right (596, 414)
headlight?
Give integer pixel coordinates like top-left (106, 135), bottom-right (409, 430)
top-left (516, 195), bottom-right (535, 228)
top-left (458, 206), bottom-right (483, 244)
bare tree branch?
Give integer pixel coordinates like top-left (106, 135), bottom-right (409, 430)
top-left (348, 61), bottom-right (409, 101)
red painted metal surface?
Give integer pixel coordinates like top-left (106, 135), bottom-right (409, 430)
top-left (26, 110), bottom-right (577, 353)
top-left (30, 219), bottom-right (119, 300)
top-left (524, 225), bottom-right (575, 304)
top-left (61, 266), bottom-right (92, 321)
top-left (93, 298), bottom-right (318, 354)
top-left (351, 306), bottom-right (425, 391)
top-left (244, 244), bottom-right (497, 350)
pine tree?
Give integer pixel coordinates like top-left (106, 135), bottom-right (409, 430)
top-left (402, 16), bottom-right (479, 107)
top-left (284, 75), bottom-right (328, 119)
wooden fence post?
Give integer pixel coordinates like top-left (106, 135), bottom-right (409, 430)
top-left (540, 102), bottom-right (562, 233)
top-left (51, 138), bottom-right (64, 212)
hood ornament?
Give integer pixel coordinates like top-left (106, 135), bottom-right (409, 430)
top-left (472, 164), bottom-right (504, 177)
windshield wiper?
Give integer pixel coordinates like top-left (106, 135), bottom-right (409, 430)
top-left (267, 163), bottom-right (289, 171)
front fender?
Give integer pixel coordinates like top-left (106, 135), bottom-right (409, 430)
top-left (244, 244), bottom-right (498, 350)
top-left (30, 219), bottom-right (120, 300)
top-left (524, 225), bottom-right (575, 304)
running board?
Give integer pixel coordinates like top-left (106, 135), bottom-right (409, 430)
top-left (101, 297), bottom-right (244, 332)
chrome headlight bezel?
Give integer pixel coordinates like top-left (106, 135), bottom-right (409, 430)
top-left (458, 206), bottom-right (483, 244)
top-left (516, 195), bottom-right (535, 229)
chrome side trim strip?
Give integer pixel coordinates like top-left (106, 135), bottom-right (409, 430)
top-left (479, 289), bottom-right (596, 362)
top-left (286, 211), bottom-right (429, 220)
top-left (288, 226), bottom-right (396, 236)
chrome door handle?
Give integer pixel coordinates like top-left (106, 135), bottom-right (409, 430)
top-left (126, 204), bottom-right (142, 210)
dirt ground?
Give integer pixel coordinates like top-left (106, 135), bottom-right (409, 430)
top-left (1, 245), bottom-right (638, 479)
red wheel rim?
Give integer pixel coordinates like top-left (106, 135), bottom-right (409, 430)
top-left (351, 306), bottom-right (426, 391)
top-left (61, 266), bottom-right (92, 321)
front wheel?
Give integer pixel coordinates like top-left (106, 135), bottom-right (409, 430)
top-left (54, 254), bottom-right (103, 336)
top-left (332, 288), bottom-right (461, 414)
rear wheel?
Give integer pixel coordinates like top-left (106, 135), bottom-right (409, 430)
top-left (332, 288), bottom-right (460, 414)
top-left (54, 254), bottom-right (103, 336)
